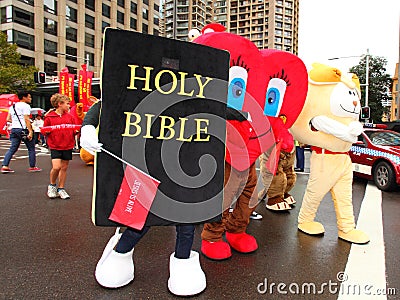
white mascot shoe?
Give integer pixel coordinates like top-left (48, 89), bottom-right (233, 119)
top-left (95, 228), bottom-right (135, 288)
top-left (168, 251), bottom-right (206, 296)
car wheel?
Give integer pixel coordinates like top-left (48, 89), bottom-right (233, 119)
top-left (373, 161), bottom-right (396, 191)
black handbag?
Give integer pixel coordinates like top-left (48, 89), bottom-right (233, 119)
top-left (12, 105), bottom-right (30, 141)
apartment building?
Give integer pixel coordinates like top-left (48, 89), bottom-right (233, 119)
top-left (0, 0), bottom-right (161, 78)
top-left (162, 0), bottom-right (299, 55)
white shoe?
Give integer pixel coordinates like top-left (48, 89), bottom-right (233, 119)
top-left (47, 185), bottom-right (58, 199)
top-left (95, 228), bottom-right (135, 288)
top-left (250, 211), bottom-right (263, 220)
top-left (58, 189), bottom-right (70, 200)
top-left (168, 251), bottom-right (206, 296)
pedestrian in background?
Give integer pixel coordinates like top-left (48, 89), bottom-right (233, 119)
top-left (32, 115), bottom-right (45, 145)
top-left (44, 93), bottom-right (77, 199)
top-left (294, 140), bottom-right (305, 172)
top-left (1, 90), bottom-right (42, 173)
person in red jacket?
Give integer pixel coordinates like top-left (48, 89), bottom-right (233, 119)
top-left (44, 93), bottom-right (77, 200)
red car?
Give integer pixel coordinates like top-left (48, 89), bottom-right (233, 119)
top-left (350, 126), bottom-right (400, 191)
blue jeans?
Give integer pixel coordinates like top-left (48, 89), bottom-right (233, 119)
top-left (295, 146), bottom-right (305, 169)
top-left (2, 128), bottom-right (36, 168)
top-left (116, 224), bottom-right (195, 259)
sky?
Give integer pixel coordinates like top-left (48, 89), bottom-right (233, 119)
top-left (298, 0), bottom-right (400, 76)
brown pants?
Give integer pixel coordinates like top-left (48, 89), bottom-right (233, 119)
top-left (201, 163), bottom-right (257, 242)
top-left (259, 151), bottom-right (296, 199)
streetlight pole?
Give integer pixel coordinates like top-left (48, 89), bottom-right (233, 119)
top-left (54, 51), bottom-right (90, 69)
top-left (365, 48), bottom-right (369, 107)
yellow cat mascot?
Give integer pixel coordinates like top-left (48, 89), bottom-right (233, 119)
top-left (290, 63), bottom-right (369, 244)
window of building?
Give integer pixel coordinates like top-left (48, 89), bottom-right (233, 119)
top-left (130, 17), bottom-right (137, 30)
top-left (285, 8), bottom-right (292, 15)
top-left (65, 46), bottom-right (77, 61)
top-left (284, 38), bottom-right (292, 45)
top-left (117, 11), bottom-right (124, 24)
top-left (85, 51), bottom-right (94, 67)
top-left (154, 15), bottom-right (159, 26)
top-left (143, 0), bottom-right (149, 5)
top-left (66, 6), bottom-right (77, 22)
top-left (44, 39), bottom-right (57, 55)
top-left (102, 21), bottom-right (110, 32)
top-left (69, 0), bottom-right (77, 3)
top-left (131, 2), bottom-right (137, 14)
top-left (142, 8), bottom-right (148, 20)
top-left (153, 29), bottom-right (159, 36)
top-left (44, 60), bottom-right (57, 75)
top-left (7, 29), bottom-right (34, 50)
top-left (85, 14), bottom-right (95, 29)
top-left (276, 29), bottom-right (283, 36)
top-left (85, 0), bottom-right (95, 11)
top-left (17, 0), bottom-right (34, 6)
top-left (85, 33), bottom-right (95, 47)
top-left (44, 0), bottom-right (57, 14)
top-left (44, 18), bottom-right (57, 35)
top-left (284, 23), bottom-right (292, 30)
top-left (154, 3), bottom-right (159, 12)
top-left (102, 4), bottom-right (110, 18)
top-left (117, 0), bottom-right (125, 7)
top-left (1, 6), bottom-right (34, 28)
top-left (66, 26), bottom-right (77, 42)
top-left (20, 55), bottom-right (35, 66)
top-left (275, 21), bottom-right (282, 28)
top-left (142, 23), bottom-right (148, 34)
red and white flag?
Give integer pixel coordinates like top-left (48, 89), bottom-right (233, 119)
top-left (109, 163), bottom-right (160, 230)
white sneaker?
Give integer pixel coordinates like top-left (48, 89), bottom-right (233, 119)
top-left (250, 211), bottom-right (263, 220)
top-left (47, 185), bottom-right (58, 199)
top-left (58, 189), bottom-right (70, 199)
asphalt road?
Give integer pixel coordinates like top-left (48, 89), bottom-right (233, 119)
top-left (0, 138), bottom-right (399, 299)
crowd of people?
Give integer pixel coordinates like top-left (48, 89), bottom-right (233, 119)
top-left (1, 91), bottom-right (79, 200)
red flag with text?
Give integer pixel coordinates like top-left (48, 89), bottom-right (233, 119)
top-left (78, 64), bottom-right (94, 106)
top-left (109, 164), bottom-right (160, 230)
top-left (78, 65), bottom-right (88, 105)
top-left (58, 67), bottom-right (75, 106)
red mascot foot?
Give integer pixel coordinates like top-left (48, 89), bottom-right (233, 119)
top-left (201, 240), bottom-right (232, 260)
top-left (225, 232), bottom-right (258, 253)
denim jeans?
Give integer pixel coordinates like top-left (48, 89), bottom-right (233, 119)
top-left (2, 128), bottom-right (36, 168)
top-left (116, 224), bottom-right (195, 259)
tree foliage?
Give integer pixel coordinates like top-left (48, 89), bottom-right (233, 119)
top-left (0, 31), bottom-right (38, 94)
top-left (349, 55), bottom-right (392, 123)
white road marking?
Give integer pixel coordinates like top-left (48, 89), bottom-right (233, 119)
top-left (338, 183), bottom-right (386, 299)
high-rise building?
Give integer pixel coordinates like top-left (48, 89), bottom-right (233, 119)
top-left (161, 0), bottom-right (299, 55)
top-left (0, 0), bottom-right (161, 79)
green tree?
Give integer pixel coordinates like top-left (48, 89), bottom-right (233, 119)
top-left (0, 31), bottom-right (38, 94)
top-left (350, 55), bottom-right (392, 123)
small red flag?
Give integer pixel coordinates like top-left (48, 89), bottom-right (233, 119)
top-left (109, 164), bottom-right (160, 230)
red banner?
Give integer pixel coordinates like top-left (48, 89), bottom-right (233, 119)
top-left (109, 164), bottom-right (160, 230)
top-left (78, 64), bottom-right (94, 107)
top-left (67, 73), bottom-right (75, 106)
top-left (78, 65), bottom-right (88, 105)
top-left (59, 67), bottom-right (69, 95)
top-left (58, 67), bottom-right (75, 106)
top-left (85, 70), bottom-right (93, 102)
